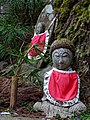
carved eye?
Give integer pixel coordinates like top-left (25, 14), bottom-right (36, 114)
top-left (62, 53), bottom-right (68, 57)
top-left (55, 54), bottom-right (59, 57)
top-left (54, 52), bottom-right (59, 57)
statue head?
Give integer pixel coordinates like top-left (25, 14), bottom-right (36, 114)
top-left (49, 0), bottom-right (54, 6)
top-left (50, 38), bottom-right (75, 70)
top-left (35, 22), bottom-right (45, 35)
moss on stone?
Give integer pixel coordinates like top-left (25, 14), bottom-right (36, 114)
top-left (53, 0), bottom-right (90, 105)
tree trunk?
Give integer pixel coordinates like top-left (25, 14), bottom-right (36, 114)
top-left (10, 46), bottom-right (33, 110)
top-left (10, 75), bottom-right (18, 110)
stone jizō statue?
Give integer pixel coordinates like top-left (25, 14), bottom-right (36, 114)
top-left (28, 22), bottom-right (49, 60)
top-left (33, 38), bottom-right (86, 118)
top-left (28, 1), bottom-right (57, 61)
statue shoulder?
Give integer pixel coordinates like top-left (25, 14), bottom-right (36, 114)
top-left (44, 68), bottom-right (53, 80)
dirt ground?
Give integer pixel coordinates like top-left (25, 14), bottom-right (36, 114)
top-left (0, 115), bottom-right (42, 120)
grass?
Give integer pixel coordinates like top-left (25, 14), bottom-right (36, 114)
top-left (70, 106), bottom-right (90, 120)
top-left (80, 107), bottom-right (90, 120)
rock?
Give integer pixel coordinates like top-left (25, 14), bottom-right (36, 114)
top-left (0, 61), bottom-right (8, 70)
top-left (33, 101), bottom-right (86, 119)
top-left (18, 63), bottom-right (38, 83)
top-left (35, 4), bottom-right (57, 45)
top-left (38, 65), bottom-right (52, 80)
top-left (36, 4), bottom-right (55, 30)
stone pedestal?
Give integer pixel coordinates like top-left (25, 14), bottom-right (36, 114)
top-left (33, 101), bottom-right (86, 118)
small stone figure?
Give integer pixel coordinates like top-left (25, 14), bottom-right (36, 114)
top-left (33, 38), bottom-right (86, 118)
top-left (28, 1), bottom-right (57, 61)
top-left (28, 22), bottom-right (49, 60)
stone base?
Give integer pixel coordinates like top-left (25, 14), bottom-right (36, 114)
top-left (33, 101), bottom-right (86, 118)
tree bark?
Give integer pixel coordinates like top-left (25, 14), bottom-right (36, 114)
top-left (10, 75), bottom-right (18, 110)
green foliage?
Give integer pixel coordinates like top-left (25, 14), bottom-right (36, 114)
top-left (0, 0), bottom-right (47, 25)
top-left (0, 0), bottom-right (48, 88)
top-left (80, 107), bottom-right (90, 120)
top-left (1, 18), bottom-right (24, 47)
top-left (0, 0), bottom-right (47, 62)
top-left (54, 0), bottom-right (78, 31)
top-left (81, 113), bottom-right (90, 120)
top-left (0, 44), bottom-right (43, 87)
top-left (54, 0), bottom-right (63, 6)
top-left (0, 16), bottom-right (31, 61)
top-left (69, 107), bottom-right (90, 120)
top-left (53, 0), bottom-right (90, 68)
top-left (22, 102), bottom-right (34, 112)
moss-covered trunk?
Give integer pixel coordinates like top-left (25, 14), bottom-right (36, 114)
top-left (53, 0), bottom-right (90, 105)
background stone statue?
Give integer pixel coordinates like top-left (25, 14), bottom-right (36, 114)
top-left (33, 38), bottom-right (86, 119)
top-left (28, 22), bottom-right (49, 60)
top-left (28, 1), bottom-right (58, 67)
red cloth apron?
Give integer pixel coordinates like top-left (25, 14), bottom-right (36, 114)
top-left (48, 70), bottom-right (78, 101)
top-left (29, 32), bottom-right (46, 56)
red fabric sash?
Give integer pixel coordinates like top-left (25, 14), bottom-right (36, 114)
top-left (29, 32), bottom-right (46, 56)
top-left (48, 70), bottom-right (78, 101)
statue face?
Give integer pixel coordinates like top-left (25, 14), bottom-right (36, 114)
top-left (36, 23), bottom-right (45, 34)
top-left (52, 48), bottom-right (73, 70)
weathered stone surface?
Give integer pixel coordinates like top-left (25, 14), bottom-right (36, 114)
top-left (36, 4), bottom-right (55, 30)
top-left (18, 63), bottom-right (38, 83)
top-left (33, 101), bottom-right (86, 118)
top-left (35, 4), bottom-right (57, 45)
top-left (38, 65), bottom-right (52, 81)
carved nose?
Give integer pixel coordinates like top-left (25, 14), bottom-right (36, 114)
top-left (59, 57), bottom-right (63, 64)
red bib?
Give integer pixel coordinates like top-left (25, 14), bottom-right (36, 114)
top-left (48, 70), bottom-right (78, 101)
top-left (29, 32), bottom-right (46, 56)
